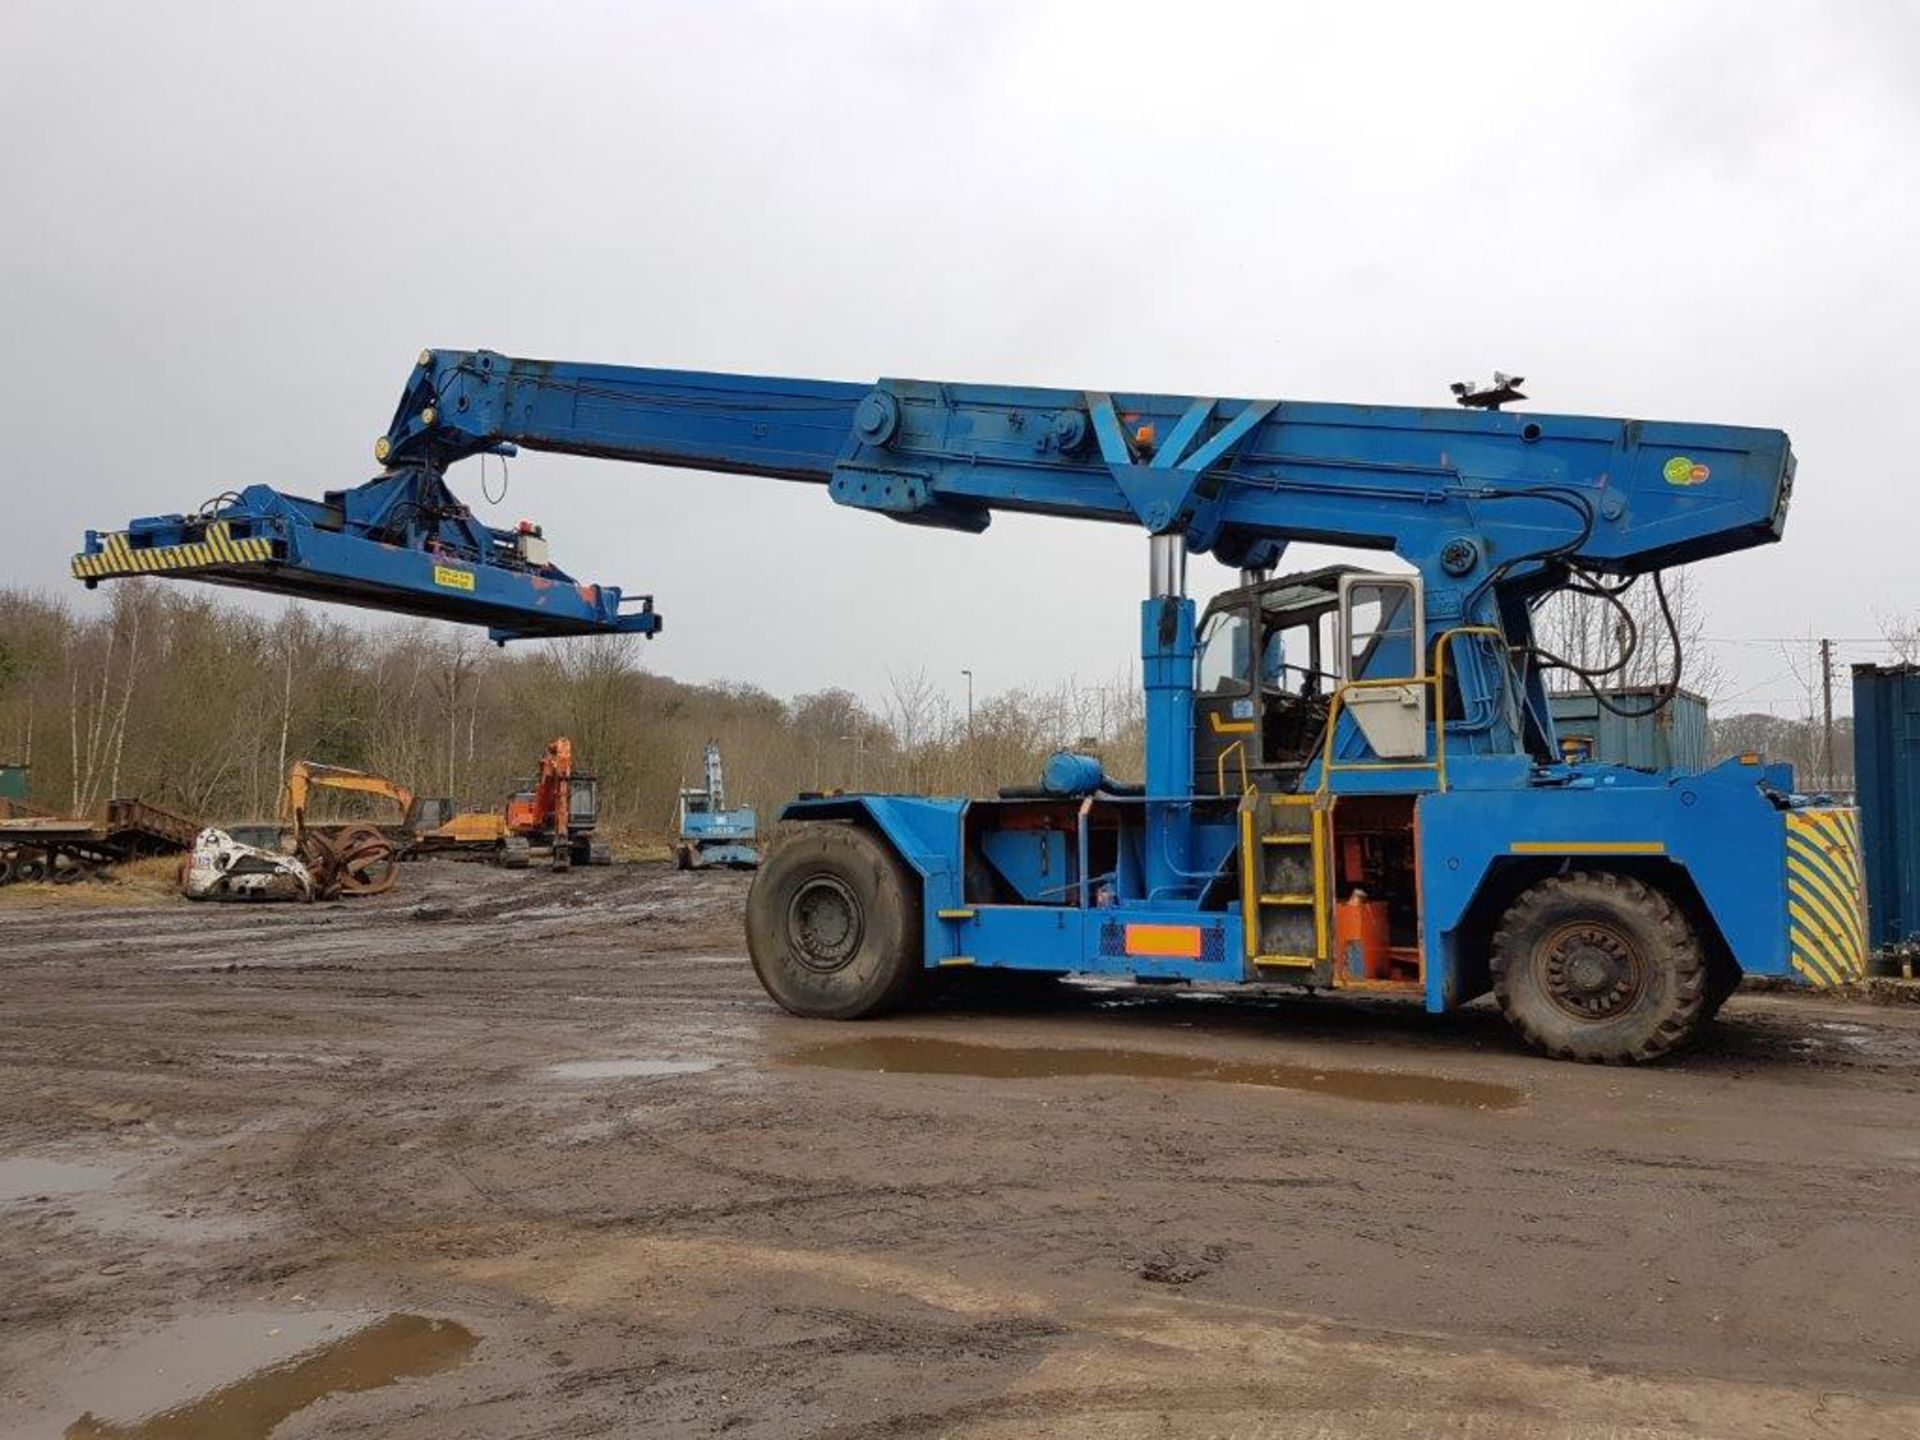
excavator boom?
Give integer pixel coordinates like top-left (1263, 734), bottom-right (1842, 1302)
top-left (282, 761), bottom-right (415, 825)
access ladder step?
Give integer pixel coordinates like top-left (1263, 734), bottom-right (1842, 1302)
top-left (1258, 892), bottom-right (1316, 906)
top-left (1254, 954), bottom-right (1318, 969)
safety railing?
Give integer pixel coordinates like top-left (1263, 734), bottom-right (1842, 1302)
top-left (1315, 626), bottom-right (1508, 796)
top-left (1215, 737), bottom-right (1253, 799)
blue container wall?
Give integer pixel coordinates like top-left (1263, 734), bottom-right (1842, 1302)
top-left (1548, 689), bottom-right (1709, 773)
top-left (1852, 664), bottom-right (1920, 952)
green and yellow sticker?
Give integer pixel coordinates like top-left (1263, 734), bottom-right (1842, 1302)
top-left (432, 564), bottom-right (476, 592)
top-left (1663, 456), bottom-right (1710, 487)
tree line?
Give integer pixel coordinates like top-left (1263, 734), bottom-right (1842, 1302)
top-left (0, 580), bottom-right (1882, 830)
top-left (0, 582), bottom-right (1143, 832)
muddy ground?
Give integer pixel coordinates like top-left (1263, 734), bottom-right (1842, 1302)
top-left (3, 861), bottom-right (1919, 1439)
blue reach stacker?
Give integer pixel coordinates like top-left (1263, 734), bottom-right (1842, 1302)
top-left (74, 349), bottom-right (1868, 1062)
top-left (676, 742), bottom-right (760, 871)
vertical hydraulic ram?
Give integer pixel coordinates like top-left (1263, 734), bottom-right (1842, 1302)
top-left (1143, 536), bottom-right (1197, 902)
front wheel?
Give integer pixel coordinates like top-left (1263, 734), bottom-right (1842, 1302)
top-left (1491, 870), bottom-right (1705, 1064)
top-left (746, 823), bottom-right (924, 1019)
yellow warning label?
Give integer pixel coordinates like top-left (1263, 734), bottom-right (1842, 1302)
top-left (433, 564), bottom-right (476, 592)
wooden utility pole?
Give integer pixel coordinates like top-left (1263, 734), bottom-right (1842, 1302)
top-left (1819, 636), bottom-right (1835, 790)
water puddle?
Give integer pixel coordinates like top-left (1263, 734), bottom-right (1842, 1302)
top-left (546, 1057), bottom-right (717, 1081)
top-left (1812, 1021), bottom-right (1873, 1050)
top-left (63, 1313), bottom-right (476, 1439)
top-left (787, 1036), bottom-right (1522, 1110)
top-left (0, 1156), bottom-right (120, 1203)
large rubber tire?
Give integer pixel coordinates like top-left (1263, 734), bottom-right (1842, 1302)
top-left (1491, 870), bottom-right (1705, 1064)
top-left (746, 823), bottom-right (924, 1019)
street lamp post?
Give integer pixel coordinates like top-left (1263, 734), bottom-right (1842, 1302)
top-left (962, 668), bottom-right (974, 742)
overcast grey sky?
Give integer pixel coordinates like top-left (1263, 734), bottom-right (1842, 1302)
top-left (4, 1), bottom-right (1916, 718)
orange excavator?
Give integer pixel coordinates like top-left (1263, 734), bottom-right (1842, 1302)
top-left (503, 737), bottom-right (613, 871)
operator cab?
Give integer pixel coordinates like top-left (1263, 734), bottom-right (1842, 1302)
top-left (1192, 564), bottom-right (1426, 794)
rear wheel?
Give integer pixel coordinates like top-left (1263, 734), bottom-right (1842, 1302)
top-left (746, 823), bottom-right (924, 1019)
top-left (1491, 870), bottom-right (1705, 1064)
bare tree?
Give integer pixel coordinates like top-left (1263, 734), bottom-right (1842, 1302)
top-left (1879, 609), bottom-right (1920, 665)
top-left (1534, 566), bottom-right (1720, 701)
top-left (883, 666), bottom-right (944, 792)
top-left (433, 632), bottom-right (488, 797)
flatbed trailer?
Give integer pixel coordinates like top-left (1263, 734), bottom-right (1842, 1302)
top-left (0, 798), bottom-right (200, 883)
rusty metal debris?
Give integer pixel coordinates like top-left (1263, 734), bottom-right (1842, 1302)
top-left (297, 823), bottom-right (399, 898)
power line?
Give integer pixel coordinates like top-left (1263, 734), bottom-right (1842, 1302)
top-left (1699, 636), bottom-right (1911, 647)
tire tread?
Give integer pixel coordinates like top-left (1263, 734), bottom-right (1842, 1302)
top-left (1491, 870), bottom-right (1705, 1065)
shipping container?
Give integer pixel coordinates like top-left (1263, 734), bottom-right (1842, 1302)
top-left (1852, 663), bottom-right (1920, 953)
top-left (1547, 687), bottom-right (1709, 773)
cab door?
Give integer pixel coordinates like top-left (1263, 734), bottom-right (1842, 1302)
top-left (1336, 573), bottom-right (1428, 761)
top-left (1192, 599), bottom-right (1256, 794)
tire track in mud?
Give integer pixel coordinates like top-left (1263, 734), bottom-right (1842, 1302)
top-left (282, 1013), bottom-right (1038, 1251)
top-left (391, 1098), bottom-right (1041, 1236)
top-left (283, 1032), bottom-right (508, 1240)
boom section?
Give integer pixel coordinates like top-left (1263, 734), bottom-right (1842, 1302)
top-left (73, 347), bottom-right (1795, 641)
top-left (392, 349), bottom-right (1793, 575)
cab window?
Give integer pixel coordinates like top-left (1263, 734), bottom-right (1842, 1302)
top-left (1196, 608), bottom-right (1251, 694)
top-left (1342, 577), bottom-right (1422, 681)
top-left (1260, 615), bottom-right (1335, 697)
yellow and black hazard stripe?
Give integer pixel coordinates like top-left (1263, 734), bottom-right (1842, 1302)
top-left (1784, 808), bottom-right (1867, 985)
top-left (71, 522), bottom-right (273, 580)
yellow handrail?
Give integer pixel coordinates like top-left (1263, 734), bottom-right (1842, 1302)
top-left (1215, 737), bottom-right (1253, 798)
top-left (1314, 626), bottom-right (1508, 796)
